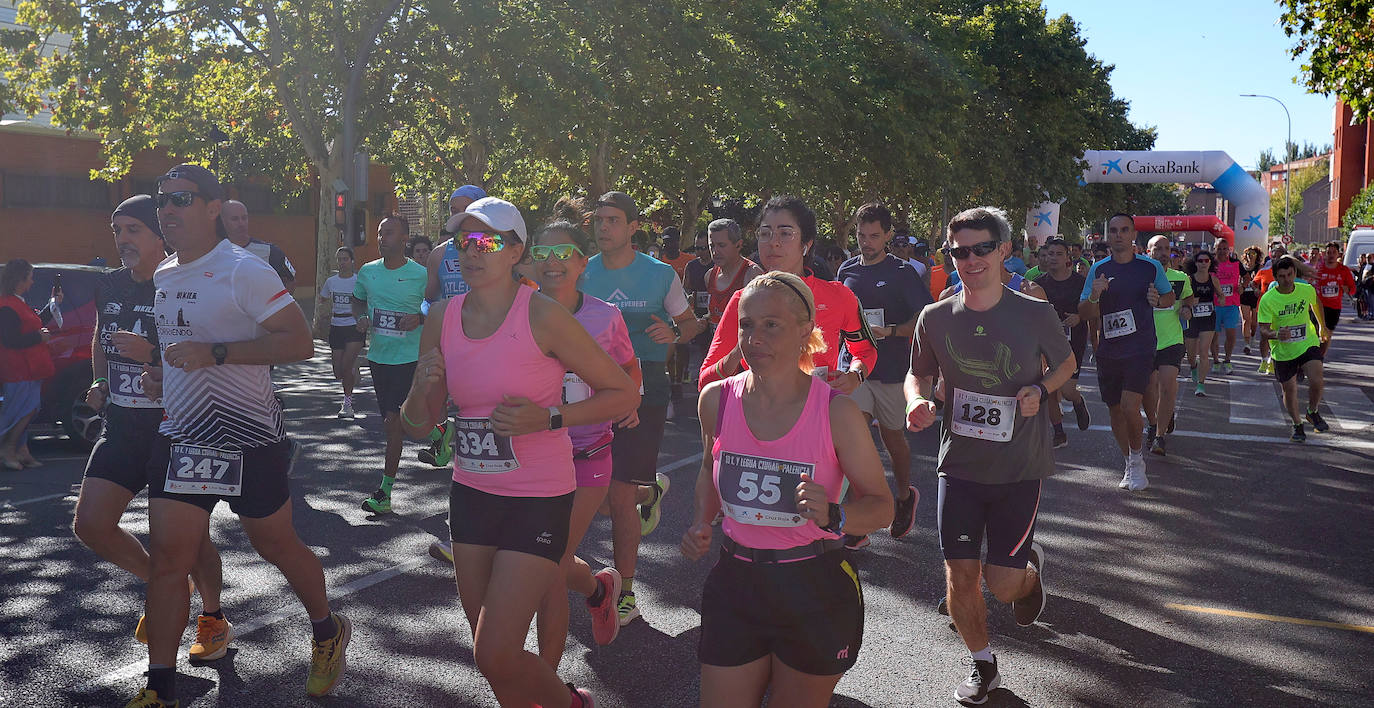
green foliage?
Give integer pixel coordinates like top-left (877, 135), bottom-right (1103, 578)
top-left (1279, 0), bottom-right (1374, 122)
top-left (1269, 162), bottom-right (1330, 236)
top-left (1343, 183), bottom-right (1374, 234)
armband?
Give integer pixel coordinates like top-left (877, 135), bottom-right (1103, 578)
top-left (401, 407), bottom-right (425, 429)
top-left (905, 396), bottom-right (929, 416)
top-left (91, 377), bottom-right (108, 388)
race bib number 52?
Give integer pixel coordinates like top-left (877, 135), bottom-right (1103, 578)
top-left (164, 444), bottom-right (243, 496)
top-left (372, 308), bottom-right (407, 337)
top-left (951, 388), bottom-right (1016, 442)
top-left (717, 451), bottom-right (812, 527)
top-left (454, 417), bottom-right (520, 473)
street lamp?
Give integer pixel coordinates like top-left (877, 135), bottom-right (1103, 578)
top-left (1241, 93), bottom-right (1292, 239)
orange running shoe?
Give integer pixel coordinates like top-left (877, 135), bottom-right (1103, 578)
top-left (188, 614), bottom-right (233, 661)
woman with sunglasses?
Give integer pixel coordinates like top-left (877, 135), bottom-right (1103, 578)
top-left (1184, 251), bottom-right (1222, 397)
top-left (399, 198), bottom-right (638, 708)
top-left (682, 271), bottom-right (892, 708)
top-left (526, 220), bottom-right (644, 662)
top-left (699, 196), bottom-right (877, 392)
top-left (1239, 246), bottom-right (1264, 354)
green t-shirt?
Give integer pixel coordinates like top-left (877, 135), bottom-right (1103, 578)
top-left (1153, 268), bottom-right (1192, 350)
top-left (1257, 282), bottom-right (1321, 362)
top-left (354, 257), bottom-right (428, 364)
top-left (1025, 265), bottom-right (1044, 281)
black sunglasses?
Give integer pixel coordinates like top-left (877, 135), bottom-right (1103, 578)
top-left (943, 240), bottom-right (999, 260)
top-left (156, 191), bottom-right (206, 208)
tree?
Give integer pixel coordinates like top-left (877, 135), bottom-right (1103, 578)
top-left (1279, 0), bottom-right (1374, 122)
top-left (1269, 161), bottom-right (1330, 236)
top-left (1257, 149), bottom-right (1278, 172)
top-left (1343, 183), bottom-right (1374, 234)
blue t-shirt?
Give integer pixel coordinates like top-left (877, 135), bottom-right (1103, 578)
top-left (1004, 256), bottom-right (1028, 275)
top-left (1080, 255), bottom-right (1171, 359)
top-left (580, 252), bottom-right (685, 362)
top-left (436, 239), bottom-right (470, 298)
top-left (837, 255), bottom-right (933, 383)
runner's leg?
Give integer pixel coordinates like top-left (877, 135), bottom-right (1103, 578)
top-left (536, 484), bottom-right (609, 668)
top-left (1142, 372), bottom-right (1159, 428)
top-left (1304, 359), bottom-right (1324, 413)
top-left (190, 528), bottom-right (224, 614)
top-left (1155, 365), bottom-right (1180, 433)
top-left (239, 502), bottom-right (330, 620)
top-left (609, 479), bottom-right (641, 585)
top-left (946, 559), bottom-right (988, 653)
top-left (469, 550), bottom-right (572, 707)
top-left (341, 341), bottom-right (363, 398)
top-left (1280, 376), bottom-right (1302, 424)
top-left (766, 657), bottom-right (844, 708)
top-left (72, 480), bottom-right (146, 579)
top-left (146, 499), bottom-right (211, 667)
top-left (699, 657), bottom-right (770, 708)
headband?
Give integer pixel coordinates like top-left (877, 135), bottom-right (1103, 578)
top-left (771, 277), bottom-right (813, 320)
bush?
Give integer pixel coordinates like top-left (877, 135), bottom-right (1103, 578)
top-left (1344, 183), bottom-right (1374, 233)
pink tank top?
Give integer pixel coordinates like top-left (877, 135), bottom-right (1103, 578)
top-left (1216, 259), bottom-right (1241, 306)
top-left (713, 372), bottom-right (844, 550)
top-left (443, 286), bottom-right (574, 497)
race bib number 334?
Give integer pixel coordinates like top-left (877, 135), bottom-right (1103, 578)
top-left (454, 417), bottom-right (520, 473)
top-left (164, 444), bottom-right (243, 496)
top-left (717, 451), bottom-right (812, 527)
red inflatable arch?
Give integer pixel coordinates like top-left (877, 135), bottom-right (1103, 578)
top-left (1133, 215), bottom-right (1233, 246)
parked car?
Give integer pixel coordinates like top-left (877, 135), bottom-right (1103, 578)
top-left (0, 262), bottom-right (110, 446)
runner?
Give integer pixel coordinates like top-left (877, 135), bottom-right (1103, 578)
top-left (398, 198), bottom-right (637, 708)
top-left (1079, 213), bottom-right (1173, 492)
top-left (406, 235), bottom-right (434, 265)
top-left (1032, 238), bottom-right (1091, 448)
top-left (425, 184), bottom-right (489, 302)
top-left (220, 199), bottom-right (296, 291)
top-left (1257, 255), bottom-right (1332, 442)
top-left (131, 165), bottom-right (347, 707)
top-left (1313, 240), bottom-right (1357, 359)
top-left (1251, 242), bottom-right (1316, 374)
top-left (681, 271), bottom-right (893, 708)
top-left (907, 206), bottom-right (1075, 706)
top-left (1239, 245), bottom-right (1264, 354)
top-left (684, 229), bottom-right (715, 383)
top-left (1183, 251), bottom-right (1221, 397)
top-left (1143, 235), bottom-right (1193, 455)
top-left (1210, 238), bottom-right (1242, 374)
top-left (705, 218), bottom-right (764, 326)
top-left (72, 195), bottom-right (229, 662)
top-left (527, 220), bottom-right (644, 661)
top-left (317, 246), bottom-right (364, 419)
top-left (836, 202), bottom-right (930, 538)
top-left (659, 227), bottom-right (695, 401)
top-left (580, 191), bottom-right (706, 626)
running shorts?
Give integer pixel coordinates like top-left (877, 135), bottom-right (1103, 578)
top-left (611, 404), bottom-right (667, 486)
top-left (448, 481), bottom-right (573, 563)
top-left (698, 548), bottom-right (863, 675)
top-left (83, 407), bottom-right (164, 495)
top-left (368, 360), bottom-right (417, 414)
top-left (1323, 306), bottom-right (1341, 332)
top-left (328, 324), bottom-right (365, 350)
top-left (1068, 325), bottom-right (1087, 379)
top-left (1153, 343), bottom-right (1184, 371)
top-left (147, 435), bottom-right (292, 519)
top-left (937, 476), bottom-right (1041, 569)
top-left (1095, 353), bottom-right (1153, 406)
top-left (1273, 345), bottom-right (1323, 383)
top-left (1184, 315), bottom-right (1214, 339)
top-left (1214, 305), bottom-right (1241, 330)
top-left (848, 380), bottom-right (907, 429)
top-left (1240, 291), bottom-right (1259, 309)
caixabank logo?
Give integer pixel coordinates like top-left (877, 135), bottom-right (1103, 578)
top-left (1102, 158), bottom-right (1202, 175)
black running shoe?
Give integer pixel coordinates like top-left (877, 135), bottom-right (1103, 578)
top-left (889, 485), bottom-right (918, 539)
top-left (1305, 409), bottom-right (1330, 433)
top-left (1291, 424), bottom-right (1306, 443)
top-left (1166, 415), bottom-right (1176, 435)
top-left (843, 534), bottom-right (870, 550)
top-left (937, 596), bottom-right (949, 615)
top-left (1072, 398), bottom-right (1090, 431)
top-left (1052, 428), bottom-right (1068, 449)
top-left (1144, 424), bottom-right (1157, 452)
top-left (955, 655), bottom-right (1001, 705)
top-left (1013, 543), bottom-right (1046, 626)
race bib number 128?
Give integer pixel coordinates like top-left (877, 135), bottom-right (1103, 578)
top-left (951, 388), bottom-right (1016, 443)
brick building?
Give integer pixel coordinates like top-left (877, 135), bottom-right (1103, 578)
top-left (1330, 100), bottom-right (1374, 228)
top-left (1259, 153), bottom-right (1331, 196)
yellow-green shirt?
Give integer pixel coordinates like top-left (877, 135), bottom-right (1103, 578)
top-left (1257, 282), bottom-right (1320, 361)
top-left (1153, 268), bottom-right (1192, 350)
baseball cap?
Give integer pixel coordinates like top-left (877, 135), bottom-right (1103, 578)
top-left (156, 164), bottom-right (223, 200)
top-left (595, 191), bottom-right (638, 221)
top-left (444, 197), bottom-right (528, 242)
top-left (661, 226), bottom-right (681, 243)
top-left (451, 185), bottom-right (486, 202)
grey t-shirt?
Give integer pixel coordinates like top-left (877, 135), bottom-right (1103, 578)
top-left (911, 288), bottom-right (1073, 484)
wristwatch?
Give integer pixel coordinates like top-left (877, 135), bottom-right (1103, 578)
top-left (1033, 382), bottom-right (1048, 402)
top-left (548, 406), bottom-right (564, 430)
top-left (211, 343), bottom-right (228, 366)
top-left (819, 502), bottom-right (845, 534)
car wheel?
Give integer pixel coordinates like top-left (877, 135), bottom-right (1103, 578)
top-left (57, 367), bottom-right (102, 448)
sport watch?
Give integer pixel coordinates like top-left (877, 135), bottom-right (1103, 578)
top-left (819, 502), bottom-right (845, 534)
top-left (548, 406), bottom-right (564, 430)
top-left (211, 343), bottom-right (228, 366)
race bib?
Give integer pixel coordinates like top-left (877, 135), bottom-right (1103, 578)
top-left (1221, 284), bottom-right (1234, 297)
top-left (164, 444), bottom-right (243, 496)
top-left (717, 451), bottom-right (811, 527)
top-left (863, 308), bottom-right (886, 329)
top-left (371, 308), bottom-right (407, 338)
top-left (951, 388), bottom-right (1016, 442)
top-left (562, 372), bottom-right (592, 405)
top-left (695, 291), bottom-right (710, 309)
top-left (331, 292), bottom-right (352, 313)
top-left (1102, 309), bottom-right (1138, 339)
top-left (1282, 324), bottom-right (1307, 341)
top-left (453, 417), bottom-right (520, 473)
top-left (108, 360), bottom-right (157, 408)
top-left (1321, 284), bottom-right (1338, 297)
top-left (1192, 302), bottom-right (1213, 317)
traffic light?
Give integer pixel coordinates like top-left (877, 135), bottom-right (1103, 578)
top-left (334, 192), bottom-right (347, 230)
top-left (350, 205), bottom-right (367, 247)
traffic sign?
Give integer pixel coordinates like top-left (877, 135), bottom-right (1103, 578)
top-left (1281, 234), bottom-right (1293, 245)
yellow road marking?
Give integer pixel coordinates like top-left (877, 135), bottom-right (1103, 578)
top-left (1166, 603), bottom-right (1374, 634)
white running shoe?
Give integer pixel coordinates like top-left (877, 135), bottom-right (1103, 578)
top-left (338, 399), bottom-right (355, 419)
top-left (1128, 454), bottom-right (1150, 491)
top-left (1118, 462), bottom-right (1132, 490)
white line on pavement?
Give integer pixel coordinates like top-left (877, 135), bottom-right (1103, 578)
top-left (0, 491), bottom-right (75, 511)
top-left (1228, 381), bottom-right (1284, 426)
top-left (1084, 425), bottom-right (1374, 451)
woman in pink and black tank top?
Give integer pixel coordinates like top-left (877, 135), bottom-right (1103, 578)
top-left (528, 220), bottom-right (643, 662)
top-left (399, 198), bottom-right (638, 708)
top-left (680, 271), bottom-right (893, 707)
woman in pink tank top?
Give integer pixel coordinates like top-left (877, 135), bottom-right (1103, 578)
top-left (680, 271), bottom-right (893, 707)
top-left (398, 198), bottom-right (638, 708)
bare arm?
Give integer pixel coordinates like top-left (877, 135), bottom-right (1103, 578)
top-left (161, 303), bottom-right (314, 371)
top-left (821, 396), bottom-right (894, 536)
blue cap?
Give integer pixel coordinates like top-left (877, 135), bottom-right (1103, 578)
top-left (451, 185), bottom-right (487, 202)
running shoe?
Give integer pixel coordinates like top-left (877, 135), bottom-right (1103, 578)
top-left (1257, 359), bottom-right (1269, 374)
top-left (1150, 434), bottom-right (1167, 457)
top-left (587, 568), bottom-right (622, 645)
top-left (306, 613), bottom-right (351, 697)
top-left (1166, 415), bottom-right (1176, 435)
top-left (1128, 454), bottom-right (1150, 491)
top-left (566, 682), bottom-right (596, 708)
top-left (1223, 361), bottom-right (1234, 375)
top-left (1118, 464), bottom-right (1132, 490)
top-left (639, 472), bottom-right (670, 536)
top-left (360, 489), bottom-right (392, 514)
top-left (1144, 424), bottom-right (1157, 453)
top-left (1306, 410), bottom-right (1330, 433)
top-left (1052, 429), bottom-right (1068, 449)
top-left (1072, 399), bottom-right (1090, 431)
top-left (844, 534), bottom-right (870, 550)
top-left (1291, 423), bottom-right (1307, 442)
top-left (188, 615), bottom-right (233, 662)
top-left (428, 540), bottom-right (454, 565)
top-left (418, 423), bottom-right (454, 467)
top-left (1243, 343), bottom-right (1252, 355)
top-left (1195, 383), bottom-right (1206, 397)
top-left (890, 485), bottom-right (918, 538)
top-left (1190, 367), bottom-right (1199, 384)
top-left (124, 689), bottom-right (178, 707)
top-left (955, 655), bottom-right (1001, 705)
top-left (937, 596), bottom-right (949, 616)
top-left (1013, 542), bottom-right (1047, 626)
top-left (338, 399), bottom-right (355, 419)
top-left (616, 592), bottom-right (640, 626)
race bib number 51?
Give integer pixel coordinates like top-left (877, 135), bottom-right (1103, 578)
top-left (951, 388), bottom-right (1016, 442)
top-left (164, 444), bottom-right (243, 496)
top-left (717, 451), bottom-right (812, 527)
top-left (454, 417), bottom-right (520, 473)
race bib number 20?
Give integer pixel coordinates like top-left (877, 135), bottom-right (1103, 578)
top-left (717, 451), bottom-right (812, 527)
top-left (108, 360), bottom-right (157, 408)
top-left (164, 444), bottom-right (243, 496)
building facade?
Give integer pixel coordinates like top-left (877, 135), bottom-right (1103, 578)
top-left (1330, 101), bottom-right (1374, 229)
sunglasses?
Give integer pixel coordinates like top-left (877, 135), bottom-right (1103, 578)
top-left (458, 232), bottom-right (509, 254)
top-left (942, 240), bottom-right (999, 260)
top-left (530, 244), bottom-right (584, 261)
top-left (156, 191), bottom-right (205, 208)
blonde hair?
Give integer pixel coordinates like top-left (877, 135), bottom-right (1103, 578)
top-left (740, 271), bottom-right (828, 372)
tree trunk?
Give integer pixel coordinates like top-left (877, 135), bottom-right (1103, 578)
top-left (589, 134), bottom-right (611, 199)
top-left (313, 157), bottom-right (347, 300)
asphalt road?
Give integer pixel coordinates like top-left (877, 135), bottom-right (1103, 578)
top-left (2, 315), bottom-right (1372, 707)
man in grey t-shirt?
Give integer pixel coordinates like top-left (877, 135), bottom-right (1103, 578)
top-left (905, 207), bottom-right (1076, 706)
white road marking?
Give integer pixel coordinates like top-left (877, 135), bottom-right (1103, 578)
top-left (1085, 425), bottom-right (1374, 451)
top-left (0, 491), bottom-right (75, 511)
top-left (1319, 385), bottom-right (1373, 432)
top-left (1227, 381), bottom-right (1285, 426)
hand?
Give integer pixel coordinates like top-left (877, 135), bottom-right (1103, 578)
top-left (356, 315), bottom-right (370, 334)
top-left (827, 370), bottom-right (862, 394)
top-left (906, 398), bottom-right (937, 431)
top-left (85, 382), bottom-right (107, 409)
top-left (140, 364), bottom-right (163, 400)
top-left (680, 521), bottom-right (713, 561)
top-left (39, 328), bottom-right (51, 343)
top-left (614, 408), bottom-right (641, 429)
top-left (1062, 314), bottom-right (1081, 328)
top-left (51, 289), bottom-right (64, 304)
top-left (1091, 274), bottom-right (1110, 299)
top-left (1146, 284), bottom-right (1161, 307)
top-left (163, 341), bottom-right (215, 371)
top-left (1277, 328), bottom-right (1291, 342)
top-left (398, 313), bottom-right (424, 332)
top-left (112, 330), bottom-right (155, 363)
top-left (490, 395), bottom-right (550, 436)
top-left (794, 473), bottom-right (831, 526)
top-left (413, 347), bottom-right (446, 391)
top-left (1320, 328), bottom-right (1331, 344)
top-left (1016, 385), bottom-right (1041, 417)
top-left (645, 314), bottom-right (677, 344)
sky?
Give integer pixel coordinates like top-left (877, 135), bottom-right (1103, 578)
top-left (1041, 0), bottom-right (1336, 170)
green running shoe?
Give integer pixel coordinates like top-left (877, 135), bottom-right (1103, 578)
top-left (639, 472), bottom-right (670, 536)
top-left (361, 489), bottom-right (391, 514)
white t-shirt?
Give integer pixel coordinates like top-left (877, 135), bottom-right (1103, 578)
top-left (154, 239), bottom-right (295, 448)
top-left (320, 274), bottom-right (357, 327)
top-left (906, 258), bottom-right (929, 278)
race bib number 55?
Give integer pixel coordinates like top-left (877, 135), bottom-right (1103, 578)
top-left (951, 388), bottom-right (1016, 443)
top-left (717, 451), bottom-right (812, 527)
top-left (454, 417), bottom-right (520, 473)
top-left (164, 444), bottom-right (243, 496)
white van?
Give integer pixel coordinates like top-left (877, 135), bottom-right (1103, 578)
top-left (1346, 226), bottom-right (1374, 268)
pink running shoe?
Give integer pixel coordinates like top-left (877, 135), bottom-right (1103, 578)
top-left (586, 568), bottom-right (623, 646)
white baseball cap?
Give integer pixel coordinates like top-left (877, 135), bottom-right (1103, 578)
top-left (444, 197), bottom-right (528, 242)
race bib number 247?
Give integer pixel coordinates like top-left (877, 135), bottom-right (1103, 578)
top-left (164, 444), bottom-right (243, 496)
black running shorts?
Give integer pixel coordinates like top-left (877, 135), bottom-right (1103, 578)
top-left (146, 435), bottom-right (292, 519)
top-left (83, 406), bottom-right (164, 495)
top-left (1323, 306), bottom-right (1341, 332)
top-left (1273, 345), bottom-right (1323, 383)
top-left (1096, 353), bottom-right (1153, 406)
top-left (698, 548), bottom-right (863, 676)
top-left (448, 481), bottom-right (573, 563)
top-left (368, 360), bottom-right (417, 415)
top-left (328, 324), bottom-right (365, 350)
top-left (1153, 343), bottom-right (1185, 371)
top-left (611, 404), bottom-right (667, 486)
top-left (938, 476), bottom-right (1041, 569)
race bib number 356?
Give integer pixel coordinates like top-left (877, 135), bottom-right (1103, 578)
top-left (951, 388), bottom-right (1016, 443)
top-left (717, 451), bottom-right (812, 527)
top-left (164, 444), bottom-right (243, 496)
top-left (454, 417), bottom-right (520, 473)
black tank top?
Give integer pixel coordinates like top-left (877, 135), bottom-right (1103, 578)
top-left (1191, 275), bottom-right (1215, 304)
top-left (1034, 272), bottom-right (1086, 320)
